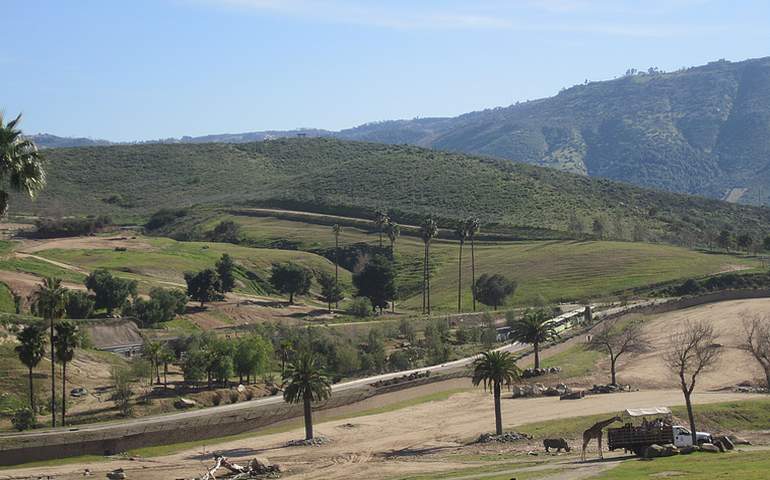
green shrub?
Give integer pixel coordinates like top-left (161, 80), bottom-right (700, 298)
top-left (11, 407), bottom-right (36, 431)
top-left (347, 297), bottom-right (372, 318)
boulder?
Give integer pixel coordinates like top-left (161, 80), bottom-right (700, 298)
top-left (643, 444), bottom-right (664, 458)
top-left (174, 398), bottom-right (197, 409)
top-left (728, 435), bottom-right (751, 446)
top-left (700, 443), bottom-right (720, 453)
top-left (661, 444), bottom-right (679, 457)
top-left (679, 445), bottom-right (697, 455)
top-left (560, 390), bottom-right (585, 400)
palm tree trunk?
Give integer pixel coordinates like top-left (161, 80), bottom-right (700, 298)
top-left (494, 382), bottom-right (503, 435)
top-left (303, 395), bottom-right (314, 440)
top-left (457, 242), bottom-right (463, 313)
top-left (534, 341), bottom-right (540, 369)
top-left (50, 318), bottom-right (56, 428)
top-left (425, 244), bottom-right (430, 315)
top-left (163, 365), bottom-right (168, 389)
top-left (28, 366), bottom-right (34, 413)
top-left (156, 363), bottom-right (161, 385)
top-left (422, 243), bottom-right (427, 314)
top-left (334, 235), bottom-right (339, 309)
top-left (471, 238), bottom-right (477, 311)
top-left (61, 362), bottom-right (67, 426)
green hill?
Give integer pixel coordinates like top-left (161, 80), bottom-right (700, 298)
top-left (338, 57), bottom-right (770, 205)
top-left (14, 138), bottom-right (770, 244)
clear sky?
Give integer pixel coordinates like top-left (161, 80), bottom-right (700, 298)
top-left (3, 0), bottom-right (769, 141)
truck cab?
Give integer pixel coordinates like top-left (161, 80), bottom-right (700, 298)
top-left (672, 426), bottom-right (712, 447)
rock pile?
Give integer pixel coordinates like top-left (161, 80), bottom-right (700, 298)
top-left (371, 371), bottom-right (430, 388)
top-left (512, 383), bottom-right (575, 398)
top-left (521, 367), bottom-right (561, 378)
top-left (286, 436), bottom-right (330, 447)
top-left (588, 384), bottom-right (631, 394)
top-left (476, 432), bottom-right (532, 443)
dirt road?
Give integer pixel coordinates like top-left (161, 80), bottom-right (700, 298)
top-left (1, 389), bottom-right (758, 480)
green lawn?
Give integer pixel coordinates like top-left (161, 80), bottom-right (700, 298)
top-left (592, 450), bottom-right (770, 479)
top-left (0, 282), bottom-right (16, 314)
top-left (537, 345), bottom-right (603, 378)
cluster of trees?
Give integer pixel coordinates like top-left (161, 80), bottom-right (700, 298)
top-left (184, 254), bottom-right (236, 307)
top-left (713, 229), bottom-right (770, 253)
top-left (32, 216), bottom-right (112, 238)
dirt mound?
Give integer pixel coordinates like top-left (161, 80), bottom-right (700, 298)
top-left (80, 318), bottom-right (143, 349)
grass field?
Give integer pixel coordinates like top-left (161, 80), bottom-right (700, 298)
top-left (181, 213), bottom-right (762, 310)
top-left (514, 398), bottom-right (770, 440)
top-left (593, 450), bottom-right (770, 479)
top-left (22, 236), bottom-right (351, 299)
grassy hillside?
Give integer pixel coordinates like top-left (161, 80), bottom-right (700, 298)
top-left (2, 235), bottom-right (351, 299)
top-left (165, 212), bottom-right (762, 310)
top-left (339, 57), bottom-right (770, 205)
top-left (14, 139), bottom-right (770, 245)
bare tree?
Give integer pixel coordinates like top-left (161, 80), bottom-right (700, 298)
top-left (739, 313), bottom-right (770, 389)
top-left (664, 321), bottom-right (722, 445)
top-left (586, 317), bottom-right (650, 385)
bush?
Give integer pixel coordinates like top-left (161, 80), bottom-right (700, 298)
top-left (212, 392), bottom-right (223, 406)
top-left (32, 216), bottom-right (112, 238)
top-left (347, 297), bottom-right (372, 318)
top-left (145, 208), bottom-right (187, 231)
top-left (65, 291), bottom-right (95, 319)
top-left (229, 390), bottom-right (239, 404)
top-left (11, 408), bottom-right (36, 431)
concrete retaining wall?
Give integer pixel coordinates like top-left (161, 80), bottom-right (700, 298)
top-left (0, 371), bottom-right (464, 466)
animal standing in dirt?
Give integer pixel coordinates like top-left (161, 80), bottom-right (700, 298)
top-left (581, 416), bottom-right (622, 461)
top-left (543, 438), bottom-right (571, 453)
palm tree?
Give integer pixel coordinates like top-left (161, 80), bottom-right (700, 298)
top-left (385, 220), bottom-right (400, 255)
top-left (420, 217), bottom-right (439, 315)
top-left (454, 222), bottom-right (468, 313)
top-left (282, 351), bottom-right (332, 440)
top-left (54, 321), bottom-right (80, 426)
top-left (472, 350), bottom-right (521, 435)
top-left (374, 209), bottom-right (390, 248)
top-left (31, 277), bottom-right (67, 427)
top-left (0, 113), bottom-right (47, 217)
top-left (509, 308), bottom-right (557, 370)
top-left (384, 220), bottom-right (401, 313)
top-left (159, 345), bottom-right (175, 389)
top-left (142, 339), bottom-right (163, 385)
top-left (332, 224), bottom-right (342, 309)
top-left (15, 323), bottom-right (47, 413)
top-left (465, 217), bottom-right (481, 311)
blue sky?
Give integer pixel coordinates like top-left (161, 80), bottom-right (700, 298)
top-left (3, 0), bottom-right (769, 141)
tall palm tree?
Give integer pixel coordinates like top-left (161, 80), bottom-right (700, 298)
top-left (472, 350), bottom-right (521, 435)
top-left (385, 220), bottom-right (400, 255)
top-left (374, 209), bottom-right (390, 248)
top-left (282, 351), bottom-right (332, 440)
top-left (54, 321), bottom-right (80, 426)
top-left (465, 217), bottom-right (481, 311)
top-left (15, 323), bottom-right (47, 413)
top-left (332, 224), bottom-right (342, 309)
top-left (420, 217), bottom-right (438, 315)
top-left (454, 222), bottom-right (468, 313)
top-left (509, 308), bottom-right (557, 370)
top-left (31, 277), bottom-right (67, 427)
top-left (0, 113), bottom-right (47, 217)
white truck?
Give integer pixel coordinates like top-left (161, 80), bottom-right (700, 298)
top-left (607, 407), bottom-right (712, 455)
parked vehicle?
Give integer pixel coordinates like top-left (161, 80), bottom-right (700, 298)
top-left (607, 407), bottom-right (712, 455)
top-left (70, 387), bottom-right (87, 397)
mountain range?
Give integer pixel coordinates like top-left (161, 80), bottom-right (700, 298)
top-left (31, 56), bottom-right (770, 206)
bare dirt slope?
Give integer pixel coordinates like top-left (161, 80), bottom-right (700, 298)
top-left (614, 298), bottom-right (770, 389)
top-left (1, 389), bottom-right (758, 480)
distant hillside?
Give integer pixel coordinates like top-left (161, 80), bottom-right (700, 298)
top-left (29, 133), bottom-right (112, 149)
top-left (33, 57), bottom-right (770, 205)
top-left (337, 57), bottom-right (770, 205)
top-left (13, 138), bottom-right (770, 244)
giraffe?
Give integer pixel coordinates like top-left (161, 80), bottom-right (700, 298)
top-left (581, 416), bottom-right (621, 461)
